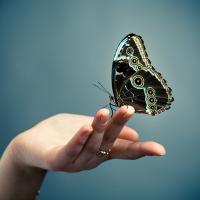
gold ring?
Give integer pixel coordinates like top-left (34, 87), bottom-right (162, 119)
top-left (96, 149), bottom-right (111, 158)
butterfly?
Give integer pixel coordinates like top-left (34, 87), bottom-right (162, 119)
top-left (94, 33), bottom-right (174, 116)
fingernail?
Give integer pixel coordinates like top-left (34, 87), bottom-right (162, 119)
top-left (127, 106), bottom-right (135, 115)
top-left (160, 146), bottom-right (166, 156)
top-left (121, 106), bottom-right (135, 120)
top-left (159, 150), bottom-right (166, 156)
top-left (156, 148), bottom-right (166, 156)
top-left (100, 109), bottom-right (110, 123)
top-left (149, 148), bottom-right (166, 156)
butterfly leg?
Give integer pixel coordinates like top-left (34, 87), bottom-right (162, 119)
top-left (98, 103), bottom-right (117, 117)
top-left (109, 103), bottom-right (114, 117)
top-left (109, 103), bottom-right (118, 117)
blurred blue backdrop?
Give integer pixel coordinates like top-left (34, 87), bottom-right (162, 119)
top-left (0, 0), bottom-right (199, 199)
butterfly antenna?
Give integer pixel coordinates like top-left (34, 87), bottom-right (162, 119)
top-left (97, 81), bottom-right (113, 96)
top-left (92, 81), bottom-right (113, 97)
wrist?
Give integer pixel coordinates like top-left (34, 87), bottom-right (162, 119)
top-left (0, 135), bottom-right (47, 200)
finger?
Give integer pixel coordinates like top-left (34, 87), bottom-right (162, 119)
top-left (73, 108), bottom-right (110, 167)
top-left (63, 125), bottom-right (93, 159)
top-left (99, 106), bottom-right (135, 151)
top-left (92, 108), bottom-right (110, 132)
top-left (110, 139), bottom-right (166, 160)
top-left (118, 126), bottom-right (139, 141)
top-left (47, 125), bottom-right (93, 171)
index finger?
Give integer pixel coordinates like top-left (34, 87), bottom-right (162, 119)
top-left (99, 105), bottom-right (135, 152)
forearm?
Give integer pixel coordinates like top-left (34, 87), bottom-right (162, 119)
top-left (0, 140), bottom-right (47, 200)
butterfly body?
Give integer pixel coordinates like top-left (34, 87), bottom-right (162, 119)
top-left (112, 33), bottom-right (173, 116)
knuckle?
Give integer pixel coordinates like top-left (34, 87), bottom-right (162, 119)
top-left (77, 126), bottom-right (92, 145)
top-left (103, 134), bottom-right (112, 143)
top-left (80, 125), bottom-right (92, 134)
top-left (114, 118), bottom-right (128, 126)
top-left (93, 122), bottom-right (107, 133)
top-left (86, 144), bottom-right (97, 154)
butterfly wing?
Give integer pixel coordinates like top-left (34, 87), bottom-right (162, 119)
top-left (112, 33), bottom-right (173, 115)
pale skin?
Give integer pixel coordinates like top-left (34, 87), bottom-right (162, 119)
top-left (0, 106), bottom-right (166, 200)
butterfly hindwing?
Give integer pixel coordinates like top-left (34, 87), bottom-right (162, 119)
top-left (112, 34), bottom-right (173, 116)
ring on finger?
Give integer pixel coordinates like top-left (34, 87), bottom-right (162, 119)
top-left (96, 148), bottom-right (111, 158)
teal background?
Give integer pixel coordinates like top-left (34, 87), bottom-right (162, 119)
top-left (0, 0), bottom-right (199, 199)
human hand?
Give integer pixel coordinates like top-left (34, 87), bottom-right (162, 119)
top-left (0, 106), bottom-right (166, 199)
top-left (12, 106), bottom-right (166, 172)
